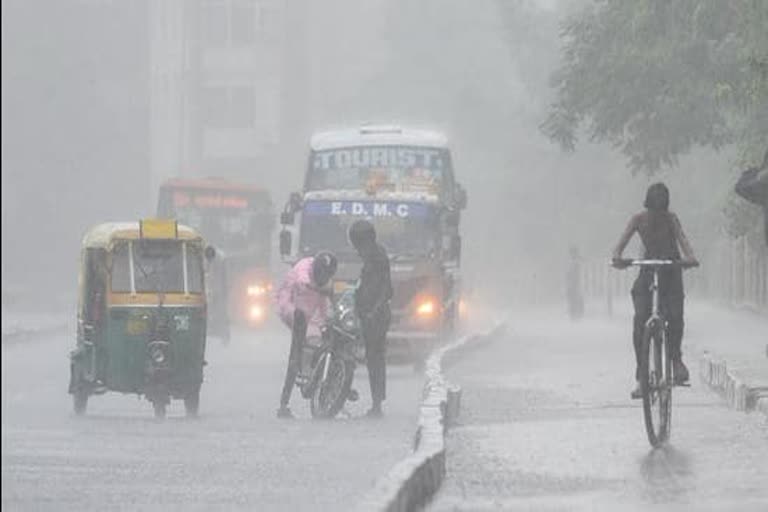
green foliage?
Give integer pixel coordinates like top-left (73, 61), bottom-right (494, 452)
top-left (542, 0), bottom-right (768, 173)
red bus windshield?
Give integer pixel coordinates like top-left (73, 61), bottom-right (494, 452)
top-left (157, 185), bottom-right (273, 255)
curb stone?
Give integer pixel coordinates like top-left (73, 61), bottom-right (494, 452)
top-left (698, 351), bottom-right (768, 419)
top-left (356, 322), bottom-right (506, 512)
top-left (757, 397), bottom-right (768, 418)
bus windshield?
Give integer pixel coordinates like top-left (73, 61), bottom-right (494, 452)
top-left (157, 186), bottom-right (273, 257)
top-left (307, 146), bottom-right (452, 197)
top-left (298, 200), bottom-right (439, 260)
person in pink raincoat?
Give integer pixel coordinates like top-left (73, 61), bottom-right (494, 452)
top-left (275, 251), bottom-right (338, 418)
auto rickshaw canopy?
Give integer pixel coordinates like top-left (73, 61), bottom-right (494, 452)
top-left (81, 220), bottom-right (204, 251)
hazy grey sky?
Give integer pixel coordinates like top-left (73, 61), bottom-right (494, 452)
top-left (1, 0), bottom-right (734, 302)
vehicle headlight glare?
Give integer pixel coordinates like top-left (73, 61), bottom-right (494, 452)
top-left (247, 284), bottom-right (267, 297)
top-left (416, 299), bottom-right (436, 317)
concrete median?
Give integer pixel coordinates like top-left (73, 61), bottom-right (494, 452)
top-left (357, 322), bottom-right (506, 512)
top-left (698, 351), bottom-right (768, 419)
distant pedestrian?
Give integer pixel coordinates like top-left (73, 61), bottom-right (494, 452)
top-left (208, 252), bottom-right (230, 344)
top-left (566, 245), bottom-right (584, 321)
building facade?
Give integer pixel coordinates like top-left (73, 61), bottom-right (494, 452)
top-left (150, 0), bottom-right (285, 199)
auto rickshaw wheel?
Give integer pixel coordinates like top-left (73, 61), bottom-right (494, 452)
top-left (184, 391), bottom-right (200, 418)
top-left (73, 391), bottom-right (88, 416)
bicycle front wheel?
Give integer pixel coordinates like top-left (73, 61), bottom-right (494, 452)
top-left (310, 351), bottom-right (354, 419)
top-left (640, 321), bottom-right (672, 447)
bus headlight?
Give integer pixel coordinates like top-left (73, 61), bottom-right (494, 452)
top-left (416, 298), bottom-right (437, 317)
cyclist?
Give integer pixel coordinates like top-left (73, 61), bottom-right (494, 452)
top-left (612, 183), bottom-right (699, 399)
top-left (275, 251), bottom-right (338, 418)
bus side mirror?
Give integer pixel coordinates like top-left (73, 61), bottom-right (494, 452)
top-left (82, 323), bottom-right (95, 342)
top-left (456, 184), bottom-right (467, 210)
top-left (205, 246), bottom-right (216, 261)
top-left (280, 211), bottom-right (295, 226)
top-left (279, 230), bottom-right (292, 256)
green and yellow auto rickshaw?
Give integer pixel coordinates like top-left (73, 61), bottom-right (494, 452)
top-left (68, 219), bottom-right (212, 418)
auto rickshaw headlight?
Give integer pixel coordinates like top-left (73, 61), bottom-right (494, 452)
top-left (151, 347), bottom-right (166, 364)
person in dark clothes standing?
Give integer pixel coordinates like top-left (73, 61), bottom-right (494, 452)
top-left (348, 220), bottom-right (393, 418)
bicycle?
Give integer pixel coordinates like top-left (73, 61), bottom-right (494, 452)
top-left (613, 258), bottom-right (698, 447)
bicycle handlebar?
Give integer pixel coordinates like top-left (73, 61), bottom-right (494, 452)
top-left (611, 258), bottom-right (699, 269)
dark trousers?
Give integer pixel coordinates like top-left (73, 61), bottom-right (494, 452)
top-left (361, 310), bottom-right (390, 405)
top-left (631, 269), bottom-right (684, 379)
top-left (280, 310), bottom-right (307, 407)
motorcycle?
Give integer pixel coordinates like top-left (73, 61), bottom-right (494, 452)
top-left (297, 289), bottom-right (364, 419)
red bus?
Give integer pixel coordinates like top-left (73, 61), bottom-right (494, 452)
top-left (158, 178), bottom-right (275, 331)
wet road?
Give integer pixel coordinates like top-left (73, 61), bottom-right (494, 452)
top-left (431, 307), bottom-right (768, 511)
top-left (1, 322), bottom-right (420, 511)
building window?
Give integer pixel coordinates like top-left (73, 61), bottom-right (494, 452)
top-left (202, 0), bottom-right (262, 47)
top-left (201, 86), bottom-right (255, 129)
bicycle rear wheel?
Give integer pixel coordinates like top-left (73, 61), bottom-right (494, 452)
top-left (640, 322), bottom-right (672, 447)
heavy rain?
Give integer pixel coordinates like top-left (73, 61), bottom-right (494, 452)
top-left (2, 1), bottom-right (767, 511)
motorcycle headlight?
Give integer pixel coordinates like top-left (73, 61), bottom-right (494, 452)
top-left (340, 310), bottom-right (356, 331)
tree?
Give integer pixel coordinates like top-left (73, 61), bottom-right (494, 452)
top-left (542, 0), bottom-right (768, 173)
